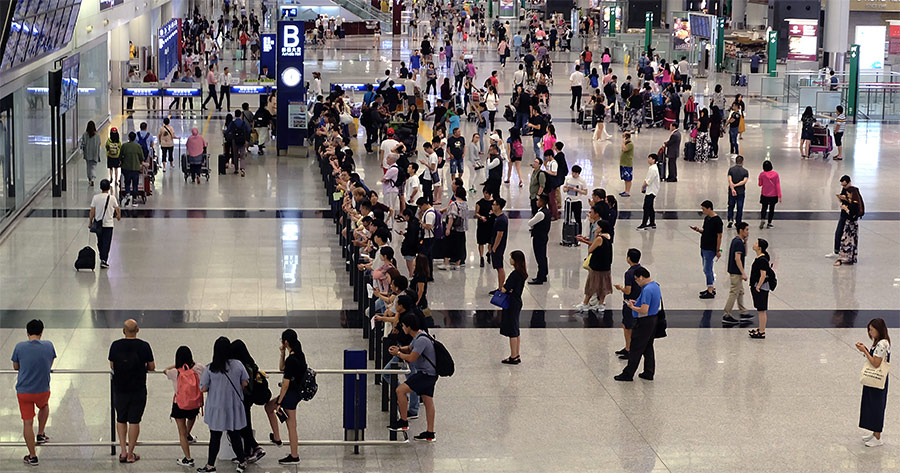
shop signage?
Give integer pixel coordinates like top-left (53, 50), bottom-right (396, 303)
top-left (850, 0), bottom-right (900, 12)
top-left (787, 22), bottom-right (818, 61)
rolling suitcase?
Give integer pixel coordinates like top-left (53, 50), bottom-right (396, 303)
top-left (561, 199), bottom-right (579, 247)
top-left (75, 246), bottom-right (96, 271)
top-left (218, 154), bottom-right (228, 175)
top-left (684, 142), bottom-right (696, 162)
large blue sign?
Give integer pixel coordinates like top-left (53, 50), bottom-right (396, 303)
top-left (260, 34), bottom-right (276, 79)
top-left (276, 21), bottom-right (306, 150)
top-left (162, 88), bottom-right (201, 97)
top-left (123, 88), bottom-right (162, 96)
top-left (158, 19), bottom-right (180, 80)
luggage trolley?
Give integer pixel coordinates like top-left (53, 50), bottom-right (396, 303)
top-left (808, 122), bottom-right (833, 159)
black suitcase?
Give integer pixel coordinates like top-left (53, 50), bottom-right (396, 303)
top-left (561, 199), bottom-right (579, 246)
top-left (576, 109), bottom-right (584, 125)
top-left (75, 246), bottom-right (96, 271)
top-left (218, 154), bottom-right (228, 175)
top-left (684, 142), bottom-right (696, 162)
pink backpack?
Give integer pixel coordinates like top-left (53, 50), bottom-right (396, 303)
top-left (175, 365), bottom-right (204, 410)
top-left (512, 139), bottom-right (524, 158)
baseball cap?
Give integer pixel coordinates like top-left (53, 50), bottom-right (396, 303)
top-left (490, 133), bottom-right (500, 141)
top-left (111, 127), bottom-right (118, 132)
top-left (387, 127), bottom-right (395, 135)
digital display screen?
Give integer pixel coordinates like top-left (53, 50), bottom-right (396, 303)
top-left (99, 0), bottom-right (123, 11)
top-left (689, 14), bottom-right (711, 39)
top-left (0, 0), bottom-right (81, 72)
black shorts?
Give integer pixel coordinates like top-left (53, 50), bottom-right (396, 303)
top-left (114, 389), bottom-right (147, 424)
top-left (491, 250), bottom-right (505, 269)
top-left (280, 389), bottom-right (301, 410)
top-left (751, 288), bottom-right (769, 311)
top-left (621, 303), bottom-right (636, 329)
top-left (404, 373), bottom-right (438, 398)
top-left (834, 131), bottom-right (843, 147)
top-left (170, 402), bottom-right (200, 420)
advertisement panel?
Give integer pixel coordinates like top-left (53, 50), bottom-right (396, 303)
top-left (890, 24), bottom-right (900, 54)
top-left (276, 21), bottom-right (306, 149)
top-left (60, 53), bottom-right (80, 114)
top-left (787, 22), bottom-right (817, 61)
top-left (260, 33), bottom-right (276, 79)
top-left (856, 25), bottom-right (886, 69)
top-left (673, 17), bottom-right (691, 51)
top-left (158, 19), bottom-right (180, 79)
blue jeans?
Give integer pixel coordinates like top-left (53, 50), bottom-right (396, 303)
top-left (729, 127), bottom-right (739, 154)
top-left (533, 136), bottom-right (542, 160)
top-left (727, 193), bottom-right (745, 224)
top-left (701, 249), bottom-right (716, 287)
top-left (516, 112), bottom-right (529, 134)
top-left (123, 170), bottom-right (140, 199)
top-left (382, 356), bottom-right (419, 416)
top-left (449, 157), bottom-right (464, 175)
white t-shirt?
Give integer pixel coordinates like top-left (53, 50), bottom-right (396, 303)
top-left (545, 159), bottom-right (558, 176)
top-left (90, 193), bottom-right (119, 228)
top-left (420, 152), bottom-right (438, 181)
top-left (405, 174), bottom-right (420, 202)
top-left (485, 92), bottom-right (499, 111)
top-left (569, 71), bottom-right (585, 88)
top-left (381, 139), bottom-right (402, 169)
top-left (421, 208), bottom-right (436, 238)
top-left (645, 164), bottom-right (661, 196)
top-left (563, 175), bottom-right (588, 205)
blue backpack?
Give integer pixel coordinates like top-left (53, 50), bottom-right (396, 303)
top-left (136, 131), bottom-right (151, 158)
top-left (589, 75), bottom-right (599, 88)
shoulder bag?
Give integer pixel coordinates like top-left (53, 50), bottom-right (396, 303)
top-left (860, 353), bottom-right (890, 390)
top-left (90, 195), bottom-right (110, 234)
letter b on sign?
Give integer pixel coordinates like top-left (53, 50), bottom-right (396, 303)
top-left (284, 25), bottom-right (300, 48)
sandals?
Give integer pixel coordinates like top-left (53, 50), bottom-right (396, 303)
top-left (748, 329), bottom-right (766, 339)
top-left (501, 356), bottom-right (521, 365)
top-left (119, 454), bottom-right (128, 463)
top-left (126, 453), bottom-right (140, 463)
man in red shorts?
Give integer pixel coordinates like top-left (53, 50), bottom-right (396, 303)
top-left (11, 319), bottom-right (56, 466)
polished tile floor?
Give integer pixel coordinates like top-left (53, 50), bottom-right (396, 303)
top-left (1, 26), bottom-right (899, 473)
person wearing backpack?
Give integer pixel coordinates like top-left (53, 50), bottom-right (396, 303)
top-left (229, 340), bottom-right (267, 463)
top-left (748, 238), bottom-right (774, 339)
top-left (157, 118), bottom-right (176, 171)
top-left (136, 122), bottom-right (154, 161)
top-left (264, 329), bottom-right (307, 465)
top-left (106, 127), bottom-right (123, 184)
top-left (228, 110), bottom-right (251, 176)
top-left (388, 312), bottom-right (439, 442)
top-left (416, 197), bottom-right (439, 277)
top-left (163, 346), bottom-right (206, 467)
top-left (107, 319), bottom-right (155, 464)
top-left (198, 337), bottom-right (249, 473)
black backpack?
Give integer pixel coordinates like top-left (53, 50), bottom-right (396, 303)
top-left (419, 333), bottom-right (455, 377)
top-left (297, 368), bottom-right (318, 401)
top-left (75, 246), bottom-right (96, 271)
top-left (229, 121), bottom-right (248, 145)
top-left (387, 164), bottom-right (408, 190)
top-left (764, 257), bottom-right (777, 291)
top-left (245, 363), bottom-right (271, 406)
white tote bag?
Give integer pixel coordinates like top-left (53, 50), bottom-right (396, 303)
top-left (860, 360), bottom-right (890, 390)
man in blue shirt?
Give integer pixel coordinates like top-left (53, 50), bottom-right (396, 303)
top-left (11, 319), bottom-right (56, 466)
top-left (615, 267), bottom-right (661, 382)
top-left (513, 31), bottom-right (523, 60)
top-left (387, 313), bottom-right (438, 442)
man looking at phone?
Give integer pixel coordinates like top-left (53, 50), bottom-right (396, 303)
top-left (690, 200), bottom-right (723, 299)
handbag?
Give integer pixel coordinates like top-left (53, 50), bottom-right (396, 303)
top-left (490, 290), bottom-right (510, 309)
top-left (860, 358), bottom-right (890, 390)
top-left (582, 253), bottom-right (592, 270)
top-left (90, 195), bottom-right (110, 234)
top-left (654, 299), bottom-right (668, 339)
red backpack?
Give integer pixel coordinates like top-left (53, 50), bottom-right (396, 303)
top-left (175, 365), bottom-right (204, 410)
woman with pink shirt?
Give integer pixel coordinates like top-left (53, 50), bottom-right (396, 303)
top-left (757, 160), bottom-right (781, 229)
top-left (185, 127), bottom-right (208, 184)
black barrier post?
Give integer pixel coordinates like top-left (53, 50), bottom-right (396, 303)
top-left (389, 362), bottom-right (399, 441)
top-left (373, 320), bottom-right (383, 370)
top-left (381, 339), bottom-right (391, 411)
top-left (109, 374), bottom-right (116, 456)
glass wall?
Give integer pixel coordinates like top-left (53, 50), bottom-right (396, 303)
top-left (76, 41), bottom-right (110, 142)
top-left (13, 73), bottom-right (52, 203)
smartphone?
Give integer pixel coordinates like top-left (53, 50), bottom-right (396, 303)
top-left (276, 408), bottom-right (288, 423)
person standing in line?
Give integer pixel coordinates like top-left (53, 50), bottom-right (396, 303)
top-left (89, 179), bottom-right (122, 269)
top-left (562, 165), bottom-right (588, 236)
top-left (542, 150), bottom-right (560, 220)
top-left (202, 65), bottom-right (221, 111)
top-left (527, 193), bottom-right (551, 285)
top-left (827, 175), bottom-right (864, 258)
top-left (834, 186), bottom-right (863, 267)
top-left (575, 219), bottom-right (613, 312)
top-left (636, 154), bottom-right (660, 230)
top-left (197, 337), bottom-right (249, 472)
top-left (12, 319), bottom-right (56, 467)
top-left (726, 102), bottom-right (741, 155)
top-left (662, 125), bottom-right (680, 182)
top-left (726, 155), bottom-right (749, 228)
top-left (162, 346), bottom-right (206, 467)
top-left (416, 197), bottom-right (437, 278)
top-left (157, 118), bottom-right (177, 171)
top-left (218, 67), bottom-right (233, 111)
top-left (474, 188), bottom-right (495, 268)
top-left (833, 105), bottom-right (846, 160)
top-left (499, 250), bottom-right (528, 364)
top-left (229, 340), bottom-right (266, 463)
top-left (857, 318), bottom-right (890, 447)
top-left (722, 222), bottom-right (751, 324)
top-left (613, 249), bottom-right (643, 360)
top-left (615, 267), bottom-right (662, 382)
top-left (757, 160), bottom-right (781, 229)
top-left (108, 319), bottom-right (155, 464)
top-left (80, 121), bottom-right (102, 187)
top-left (618, 132), bottom-right (634, 197)
top-left (748, 238), bottom-right (772, 339)
top-left (388, 313), bottom-right (440, 442)
top-left (264, 329), bottom-right (306, 464)
top-left (489, 197), bottom-right (509, 294)
top-left (442, 187), bottom-right (468, 270)
top-left (106, 127), bottom-right (123, 185)
top-left (569, 64), bottom-right (585, 111)
top-left (691, 200), bottom-right (723, 299)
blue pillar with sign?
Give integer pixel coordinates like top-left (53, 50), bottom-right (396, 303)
top-left (276, 21), bottom-right (307, 154)
top-left (261, 34), bottom-right (276, 79)
top-left (343, 349), bottom-right (367, 446)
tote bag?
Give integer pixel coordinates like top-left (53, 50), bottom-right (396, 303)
top-left (860, 359), bottom-right (890, 390)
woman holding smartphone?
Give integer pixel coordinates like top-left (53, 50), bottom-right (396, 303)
top-left (264, 329), bottom-right (307, 464)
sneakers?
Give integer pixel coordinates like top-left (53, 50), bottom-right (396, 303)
top-left (236, 461), bottom-right (248, 473)
top-left (100, 261), bottom-right (110, 269)
top-left (766, 223), bottom-right (774, 229)
top-left (248, 447), bottom-right (266, 463)
top-left (480, 257), bottom-right (485, 267)
top-left (277, 455), bottom-right (300, 464)
top-left (739, 313), bottom-right (754, 319)
top-left (35, 433), bottom-right (49, 444)
top-left (269, 433), bottom-right (282, 446)
top-left (186, 434), bottom-right (196, 444)
top-left (176, 457), bottom-right (195, 467)
top-left (23, 455), bottom-right (39, 467)
top-left (614, 348), bottom-right (628, 355)
top-left (865, 437), bottom-right (884, 447)
top-left (638, 372), bottom-right (654, 381)
top-left (825, 252), bottom-right (838, 258)
top-left (406, 412), bottom-right (419, 420)
top-left (722, 315), bottom-right (740, 324)
top-left (388, 419), bottom-right (409, 431)
top-left (588, 304), bottom-right (605, 312)
top-left (862, 433), bottom-right (875, 442)
top-left (699, 290), bottom-right (715, 299)
top-left (636, 225), bottom-right (648, 230)
top-left (759, 221), bottom-right (765, 229)
top-left (414, 431), bottom-right (436, 442)
top-left (618, 350), bottom-right (630, 360)
top-left (574, 303), bottom-right (590, 312)
top-left (727, 220), bottom-right (734, 228)
top-left (613, 374), bottom-right (633, 382)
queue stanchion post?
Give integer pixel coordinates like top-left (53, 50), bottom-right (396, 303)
top-left (342, 350), bottom-right (367, 454)
top-left (109, 373), bottom-right (116, 456)
top-left (373, 320), bottom-right (383, 374)
top-left (389, 361), bottom-right (399, 441)
top-left (368, 296), bottom-right (377, 359)
top-left (381, 339), bottom-right (391, 411)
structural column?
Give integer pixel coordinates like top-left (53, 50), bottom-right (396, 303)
top-left (824, 0), bottom-right (850, 72)
top-left (731, 0), bottom-right (747, 29)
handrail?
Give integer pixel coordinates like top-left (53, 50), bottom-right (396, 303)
top-left (0, 368), bottom-right (409, 375)
top-left (0, 440), bottom-right (407, 447)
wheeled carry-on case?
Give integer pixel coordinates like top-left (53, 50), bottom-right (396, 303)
top-left (218, 154), bottom-right (228, 175)
top-left (561, 198), bottom-right (579, 246)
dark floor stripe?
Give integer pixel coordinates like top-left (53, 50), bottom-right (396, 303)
top-left (25, 208), bottom-right (900, 221)
top-left (0, 308), bottom-right (895, 329)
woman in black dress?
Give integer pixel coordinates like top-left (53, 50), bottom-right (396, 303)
top-left (410, 254), bottom-right (430, 310)
top-left (474, 188), bottom-right (495, 267)
top-left (400, 206), bottom-right (420, 275)
top-left (799, 105), bottom-right (815, 158)
top-left (500, 250), bottom-right (528, 364)
top-left (857, 318), bottom-right (891, 447)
